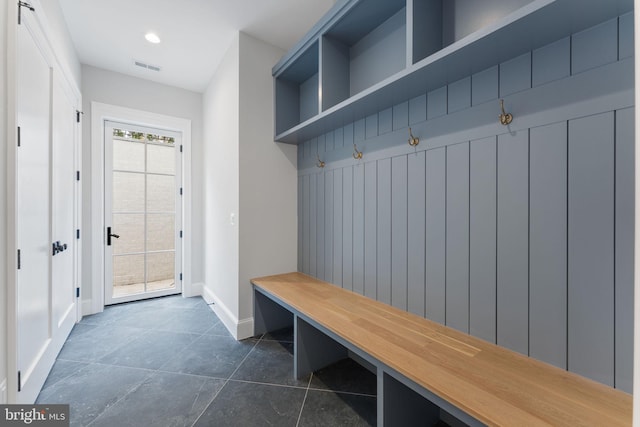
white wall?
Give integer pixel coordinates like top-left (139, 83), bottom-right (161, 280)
top-left (1, 0), bottom-right (8, 398)
top-left (38, 0), bottom-right (81, 85)
top-left (238, 33), bottom-right (297, 327)
top-left (81, 65), bottom-right (204, 306)
top-left (202, 36), bottom-right (241, 328)
top-left (202, 33), bottom-right (298, 339)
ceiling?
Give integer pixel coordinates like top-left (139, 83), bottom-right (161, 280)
top-left (58, 0), bottom-right (336, 92)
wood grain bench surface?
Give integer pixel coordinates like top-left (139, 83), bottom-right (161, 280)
top-left (251, 272), bottom-right (632, 427)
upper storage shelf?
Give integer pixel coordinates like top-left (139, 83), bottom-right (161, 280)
top-left (273, 0), bottom-right (633, 144)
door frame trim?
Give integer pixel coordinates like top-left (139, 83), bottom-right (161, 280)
top-left (90, 102), bottom-right (193, 315)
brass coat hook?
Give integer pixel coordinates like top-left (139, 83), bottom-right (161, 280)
top-left (352, 143), bottom-right (363, 160)
top-left (316, 154), bottom-right (325, 168)
top-left (499, 99), bottom-right (513, 125)
top-left (408, 127), bottom-right (419, 147)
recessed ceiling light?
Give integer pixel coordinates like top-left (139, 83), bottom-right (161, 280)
top-left (145, 32), bottom-right (161, 44)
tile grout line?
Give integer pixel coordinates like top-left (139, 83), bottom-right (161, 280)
top-left (190, 336), bottom-right (261, 427)
top-left (85, 367), bottom-right (156, 427)
top-left (295, 373), bottom-right (314, 427)
top-left (79, 301), bottom-right (210, 426)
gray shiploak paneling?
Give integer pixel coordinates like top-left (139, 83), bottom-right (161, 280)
top-left (310, 173), bottom-right (317, 277)
top-left (469, 136), bottom-right (497, 344)
top-left (379, 107), bottom-right (393, 135)
top-left (332, 169), bottom-right (344, 288)
top-left (446, 142), bottom-right (470, 333)
top-left (471, 65), bottom-right (498, 106)
top-left (377, 159), bottom-right (392, 305)
top-left (303, 175), bottom-right (310, 275)
top-left (499, 52), bottom-right (531, 97)
top-left (298, 177), bottom-right (303, 272)
top-left (568, 112), bottom-right (615, 387)
top-left (572, 18), bottom-right (618, 75)
top-left (353, 165), bottom-right (365, 295)
top-left (615, 107), bottom-right (634, 394)
top-left (448, 77), bottom-right (471, 114)
top-left (296, 16), bottom-right (634, 390)
top-left (324, 171), bottom-right (334, 283)
top-left (409, 94), bottom-right (427, 125)
top-left (393, 101), bottom-right (408, 131)
top-left (343, 167), bottom-right (354, 291)
top-left (364, 162), bottom-right (378, 299)
top-left (532, 37), bottom-right (570, 87)
top-left (317, 172), bottom-right (325, 281)
top-left (391, 156), bottom-right (408, 310)
top-left (529, 122), bottom-right (567, 370)
top-left (497, 130), bottom-right (529, 355)
top-left (407, 151), bottom-right (426, 317)
top-left (425, 148), bottom-right (447, 325)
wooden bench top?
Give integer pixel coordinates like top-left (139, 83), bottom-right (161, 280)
top-left (251, 272), bottom-right (632, 427)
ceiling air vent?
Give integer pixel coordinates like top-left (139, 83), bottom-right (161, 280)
top-left (134, 60), bottom-right (161, 72)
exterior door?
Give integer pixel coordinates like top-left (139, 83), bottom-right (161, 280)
top-left (15, 11), bottom-right (78, 403)
top-left (104, 122), bottom-right (182, 305)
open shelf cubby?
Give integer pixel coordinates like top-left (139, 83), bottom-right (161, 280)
top-left (275, 41), bottom-right (319, 136)
top-left (321, 0), bottom-right (407, 110)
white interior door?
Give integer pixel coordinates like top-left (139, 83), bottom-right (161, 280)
top-left (14, 13), bottom-right (78, 403)
top-left (51, 71), bottom-right (78, 345)
top-left (104, 122), bottom-right (183, 305)
top-left (16, 12), bottom-right (52, 404)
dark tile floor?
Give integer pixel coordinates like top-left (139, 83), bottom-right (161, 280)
top-left (36, 295), bottom-right (377, 427)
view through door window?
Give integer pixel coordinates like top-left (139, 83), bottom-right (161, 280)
top-left (111, 128), bottom-right (176, 298)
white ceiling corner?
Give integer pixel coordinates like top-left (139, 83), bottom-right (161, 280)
top-left (58, 0), bottom-right (336, 92)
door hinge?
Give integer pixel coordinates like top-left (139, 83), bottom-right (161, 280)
top-left (17, 249), bottom-right (21, 270)
top-left (76, 287), bottom-right (80, 298)
top-left (179, 273), bottom-right (183, 281)
top-left (18, 1), bottom-right (34, 25)
top-left (77, 229), bottom-right (80, 239)
top-left (180, 187), bottom-right (183, 196)
top-left (180, 145), bottom-right (183, 153)
top-left (17, 126), bottom-right (21, 147)
top-left (179, 230), bottom-right (183, 238)
top-left (76, 110), bottom-right (83, 123)
top-left (76, 171), bottom-right (80, 181)
top-left (17, 370), bottom-right (21, 392)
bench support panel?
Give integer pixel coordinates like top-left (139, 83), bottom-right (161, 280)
top-left (295, 315), bottom-right (348, 379)
top-left (254, 289), bottom-right (294, 336)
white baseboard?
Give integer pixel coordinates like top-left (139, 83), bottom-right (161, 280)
top-left (1, 378), bottom-right (7, 404)
top-left (184, 282), bottom-right (203, 298)
top-left (201, 285), bottom-right (215, 305)
top-left (81, 298), bottom-right (96, 316)
top-left (237, 317), bottom-right (254, 340)
top-left (202, 286), bottom-right (254, 340)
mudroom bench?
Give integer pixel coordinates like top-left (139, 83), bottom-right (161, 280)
top-left (251, 272), bottom-right (631, 426)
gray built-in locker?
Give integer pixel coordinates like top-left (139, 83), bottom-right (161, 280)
top-left (284, 0), bottom-right (634, 392)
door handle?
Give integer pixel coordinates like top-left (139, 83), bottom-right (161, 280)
top-left (52, 241), bottom-right (68, 256)
top-left (107, 227), bottom-right (120, 246)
